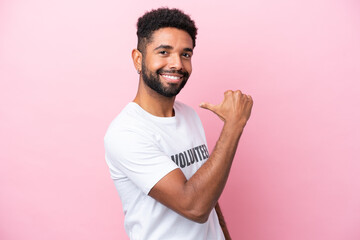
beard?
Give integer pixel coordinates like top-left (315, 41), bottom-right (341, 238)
top-left (141, 61), bottom-right (189, 98)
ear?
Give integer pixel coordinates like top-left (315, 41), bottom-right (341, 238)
top-left (132, 49), bottom-right (142, 73)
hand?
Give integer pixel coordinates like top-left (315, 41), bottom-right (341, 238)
top-left (200, 90), bottom-right (253, 129)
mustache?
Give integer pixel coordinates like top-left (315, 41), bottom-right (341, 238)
top-left (157, 69), bottom-right (189, 77)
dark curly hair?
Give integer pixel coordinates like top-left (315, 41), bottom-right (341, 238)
top-left (136, 8), bottom-right (198, 53)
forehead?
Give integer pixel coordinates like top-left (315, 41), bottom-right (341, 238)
top-left (147, 27), bottom-right (193, 50)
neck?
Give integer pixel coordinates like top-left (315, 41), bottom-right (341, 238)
top-left (133, 79), bottom-right (176, 117)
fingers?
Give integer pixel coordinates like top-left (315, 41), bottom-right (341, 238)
top-left (243, 94), bottom-right (252, 103)
top-left (224, 90), bottom-right (234, 96)
top-left (224, 90), bottom-right (252, 102)
top-left (223, 90), bottom-right (253, 119)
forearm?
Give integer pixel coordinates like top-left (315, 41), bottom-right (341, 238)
top-left (148, 90), bottom-right (253, 223)
top-left (183, 122), bottom-right (243, 220)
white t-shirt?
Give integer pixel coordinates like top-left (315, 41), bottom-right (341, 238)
top-left (104, 101), bottom-right (225, 240)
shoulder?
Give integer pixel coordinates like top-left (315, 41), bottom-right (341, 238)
top-left (104, 102), bottom-right (152, 143)
top-left (106, 102), bottom-right (146, 129)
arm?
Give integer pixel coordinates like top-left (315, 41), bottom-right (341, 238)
top-left (149, 90), bottom-right (253, 223)
top-left (215, 202), bottom-right (231, 240)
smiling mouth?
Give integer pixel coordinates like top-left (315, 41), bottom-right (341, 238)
top-left (160, 74), bottom-right (183, 83)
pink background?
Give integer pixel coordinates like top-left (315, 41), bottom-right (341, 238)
top-left (1, 0), bottom-right (359, 239)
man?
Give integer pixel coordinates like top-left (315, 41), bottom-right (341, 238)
top-left (104, 8), bottom-right (253, 240)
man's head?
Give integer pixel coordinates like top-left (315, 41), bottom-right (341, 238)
top-left (136, 8), bottom-right (197, 54)
top-left (132, 8), bottom-right (198, 98)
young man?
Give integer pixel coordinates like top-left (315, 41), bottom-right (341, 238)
top-left (104, 8), bottom-right (253, 240)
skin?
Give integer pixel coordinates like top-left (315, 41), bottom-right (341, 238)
top-left (215, 202), bottom-right (232, 240)
top-left (132, 27), bottom-right (193, 117)
top-left (131, 27), bottom-right (253, 238)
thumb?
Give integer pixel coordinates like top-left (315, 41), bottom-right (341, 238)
top-left (200, 102), bottom-right (224, 121)
top-left (199, 102), bottom-right (216, 112)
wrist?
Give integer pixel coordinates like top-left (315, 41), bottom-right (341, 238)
top-left (224, 120), bottom-right (245, 134)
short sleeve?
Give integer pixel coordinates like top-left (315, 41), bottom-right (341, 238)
top-left (104, 128), bottom-right (179, 194)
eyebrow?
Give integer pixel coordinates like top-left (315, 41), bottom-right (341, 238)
top-left (184, 47), bottom-right (193, 53)
top-left (154, 44), bottom-right (193, 53)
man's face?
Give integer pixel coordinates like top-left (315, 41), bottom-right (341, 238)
top-left (141, 27), bottom-right (193, 98)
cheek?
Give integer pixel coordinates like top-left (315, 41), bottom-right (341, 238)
top-left (185, 61), bottom-right (192, 74)
top-left (146, 56), bottom-right (167, 71)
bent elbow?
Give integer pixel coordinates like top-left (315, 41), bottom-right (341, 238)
top-left (185, 208), bottom-right (211, 224)
top-left (193, 214), bottom-right (209, 224)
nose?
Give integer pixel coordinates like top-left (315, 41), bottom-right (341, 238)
top-left (168, 54), bottom-right (183, 70)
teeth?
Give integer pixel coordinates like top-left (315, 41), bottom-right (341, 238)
top-left (162, 75), bottom-right (181, 80)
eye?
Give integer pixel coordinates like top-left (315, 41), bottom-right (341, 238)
top-left (159, 51), bottom-right (168, 55)
top-left (182, 53), bottom-right (192, 58)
